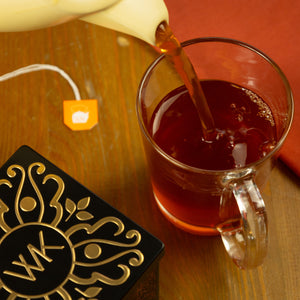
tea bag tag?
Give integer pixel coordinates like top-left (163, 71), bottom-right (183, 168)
top-left (63, 99), bottom-right (98, 131)
top-left (0, 64), bottom-right (98, 131)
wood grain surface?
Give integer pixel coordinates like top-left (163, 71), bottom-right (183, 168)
top-left (0, 20), bottom-right (299, 300)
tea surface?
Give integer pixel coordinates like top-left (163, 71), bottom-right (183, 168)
top-left (150, 80), bottom-right (276, 170)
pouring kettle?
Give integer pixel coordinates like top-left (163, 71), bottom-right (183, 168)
top-left (0, 0), bottom-right (169, 45)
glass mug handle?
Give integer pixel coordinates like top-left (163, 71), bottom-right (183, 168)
top-left (217, 175), bottom-right (268, 269)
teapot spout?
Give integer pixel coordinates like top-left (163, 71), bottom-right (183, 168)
top-left (80, 0), bottom-right (169, 45)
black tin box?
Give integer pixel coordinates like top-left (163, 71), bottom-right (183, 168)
top-left (0, 146), bottom-right (164, 299)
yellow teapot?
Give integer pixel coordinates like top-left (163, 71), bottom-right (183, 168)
top-left (0, 0), bottom-right (169, 45)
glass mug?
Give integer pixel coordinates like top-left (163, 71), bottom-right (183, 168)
top-left (136, 38), bottom-right (293, 269)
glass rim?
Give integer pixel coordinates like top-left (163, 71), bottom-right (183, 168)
top-left (136, 37), bottom-right (294, 174)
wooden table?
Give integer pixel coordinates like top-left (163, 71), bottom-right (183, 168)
top-left (0, 21), bottom-right (299, 299)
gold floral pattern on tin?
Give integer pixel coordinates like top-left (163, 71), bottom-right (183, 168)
top-left (0, 162), bottom-right (144, 299)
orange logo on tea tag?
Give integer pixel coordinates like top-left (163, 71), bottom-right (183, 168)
top-left (63, 100), bottom-right (98, 131)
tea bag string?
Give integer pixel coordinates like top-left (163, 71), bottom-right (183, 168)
top-left (0, 64), bottom-right (81, 100)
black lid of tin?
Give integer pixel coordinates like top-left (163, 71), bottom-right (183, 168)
top-left (0, 146), bottom-right (164, 299)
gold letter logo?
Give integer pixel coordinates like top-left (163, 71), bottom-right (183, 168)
top-left (4, 231), bottom-right (65, 281)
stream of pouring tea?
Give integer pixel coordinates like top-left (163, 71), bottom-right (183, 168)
top-left (155, 21), bottom-right (215, 140)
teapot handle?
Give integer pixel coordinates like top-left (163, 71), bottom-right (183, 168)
top-left (217, 176), bottom-right (268, 269)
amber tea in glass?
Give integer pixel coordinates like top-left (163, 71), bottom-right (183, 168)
top-left (137, 37), bottom-right (293, 269)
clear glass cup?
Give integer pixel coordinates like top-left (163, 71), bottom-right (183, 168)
top-left (136, 37), bottom-right (293, 269)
